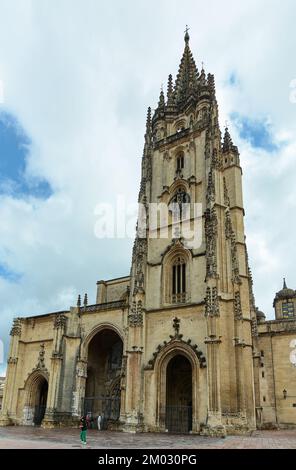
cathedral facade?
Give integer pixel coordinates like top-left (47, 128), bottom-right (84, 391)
top-left (1, 32), bottom-right (296, 435)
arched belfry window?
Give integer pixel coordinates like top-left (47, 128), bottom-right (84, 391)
top-left (172, 256), bottom-right (186, 303)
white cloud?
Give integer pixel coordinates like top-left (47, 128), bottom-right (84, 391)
top-left (0, 0), bottom-right (296, 372)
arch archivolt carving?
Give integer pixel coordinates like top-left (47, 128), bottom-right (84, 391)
top-left (147, 340), bottom-right (205, 433)
top-left (145, 335), bottom-right (206, 371)
top-left (23, 369), bottom-right (49, 410)
top-left (80, 322), bottom-right (124, 360)
top-left (169, 179), bottom-right (189, 198)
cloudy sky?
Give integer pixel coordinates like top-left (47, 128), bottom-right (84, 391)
top-left (0, 0), bottom-right (295, 374)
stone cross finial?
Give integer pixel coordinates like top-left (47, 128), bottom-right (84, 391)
top-left (184, 25), bottom-right (190, 43)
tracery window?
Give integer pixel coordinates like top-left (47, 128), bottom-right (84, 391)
top-left (172, 256), bottom-right (186, 304)
top-left (282, 302), bottom-right (294, 318)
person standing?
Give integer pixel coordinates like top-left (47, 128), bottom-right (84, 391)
top-left (86, 413), bottom-right (91, 429)
top-left (80, 415), bottom-right (87, 445)
top-left (97, 414), bottom-right (102, 430)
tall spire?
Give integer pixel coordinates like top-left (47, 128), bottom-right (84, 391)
top-left (174, 29), bottom-right (198, 108)
top-left (283, 278), bottom-right (287, 289)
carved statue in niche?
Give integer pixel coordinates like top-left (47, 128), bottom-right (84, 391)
top-left (169, 188), bottom-right (190, 220)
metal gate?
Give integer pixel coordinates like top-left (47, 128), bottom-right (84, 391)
top-left (165, 405), bottom-right (192, 433)
top-left (82, 396), bottom-right (121, 429)
top-left (33, 405), bottom-right (47, 426)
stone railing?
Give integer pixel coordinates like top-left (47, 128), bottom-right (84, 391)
top-left (82, 300), bottom-right (127, 313)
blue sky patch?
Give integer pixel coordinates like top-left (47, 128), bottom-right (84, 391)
top-left (230, 112), bottom-right (278, 152)
top-left (0, 112), bottom-right (53, 199)
top-left (0, 263), bottom-right (22, 283)
top-left (227, 71), bottom-right (239, 87)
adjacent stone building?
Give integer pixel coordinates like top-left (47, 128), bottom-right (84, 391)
top-left (0, 377), bottom-right (5, 412)
top-left (1, 32), bottom-right (296, 434)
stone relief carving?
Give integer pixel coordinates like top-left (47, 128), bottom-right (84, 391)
top-left (128, 300), bottom-right (143, 327)
top-left (76, 360), bottom-right (87, 378)
top-left (224, 206), bottom-right (241, 285)
top-left (132, 237), bottom-right (147, 295)
top-left (205, 286), bottom-right (220, 317)
top-left (205, 208), bottom-right (218, 279)
top-left (212, 148), bottom-right (222, 170)
top-left (234, 291), bottom-right (243, 320)
top-left (145, 317), bottom-right (206, 370)
top-left (223, 177), bottom-right (230, 207)
top-left (206, 168), bottom-right (215, 205)
top-left (32, 343), bottom-right (48, 373)
top-left (54, 314), bottom-right (67, 330)
top-left (10, 318), bottom-right (22, 336)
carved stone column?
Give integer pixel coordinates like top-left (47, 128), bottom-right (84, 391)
top-left (202, 288), bottom-right (225, 436)
top-left (233, 291), bottom-right (246, 414)
top-left (0, 318), bottom-right (22, 425)
top-left (72, 358), bottom-right (88, 418)
top-left (122, 298), bottom-right (144, 432)
top-left (42, 314), bottom-right (67, 427)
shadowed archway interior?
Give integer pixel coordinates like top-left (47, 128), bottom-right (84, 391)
top-left (84, 329), bottom-right (123, 426)
top-left (32, 376), bottom-right (48, 426)
top-left (166, 354), bottom-right (192, 433)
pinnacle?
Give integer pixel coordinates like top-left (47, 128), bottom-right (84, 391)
top-left (158, 87), bottom-right (165, 108)
top-left (146, 106), bottom-right (151, 127)
top-left (167, 74), bottom-right (173, 97)
top-left (167, 74), bottom-right (175, 107)
top-left (222, 127), bottom-right (234, 153)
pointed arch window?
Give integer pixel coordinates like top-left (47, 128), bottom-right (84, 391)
top-left (172, 256), bottom-right (186, 303)
top-left (176, 153), bottom-right (184, 172)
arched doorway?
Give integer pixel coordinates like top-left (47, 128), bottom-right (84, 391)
top-left (83, 329), bottom-right (123, 429)
top-left (33, 377), bottom-right (48, 425)
top-left (165, 354), bottom-right (192, 433)
top-left (24, 373), bottom-right (49, 426)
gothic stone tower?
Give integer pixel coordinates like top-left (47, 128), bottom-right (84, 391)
top-left (0, 31), bottom-right (258, 435)
top-left (126, 30), bottom-right (257, 435)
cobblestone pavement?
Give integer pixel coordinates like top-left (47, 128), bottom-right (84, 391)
top-left (0, 427), bottom-right (296, 449)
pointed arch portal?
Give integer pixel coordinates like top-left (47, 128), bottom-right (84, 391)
top-left (24, 372), bottom-right (48, 426)
top-left (166, 354), bottom-right (192, 433)
top-left (83, 328), bottom-right (123, 429)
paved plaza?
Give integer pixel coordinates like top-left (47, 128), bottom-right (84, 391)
top-left (0, 427), bottom-right (295, 449)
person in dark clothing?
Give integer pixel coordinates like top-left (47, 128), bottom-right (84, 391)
top-left (79, 415), bottom-right (87, 445)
